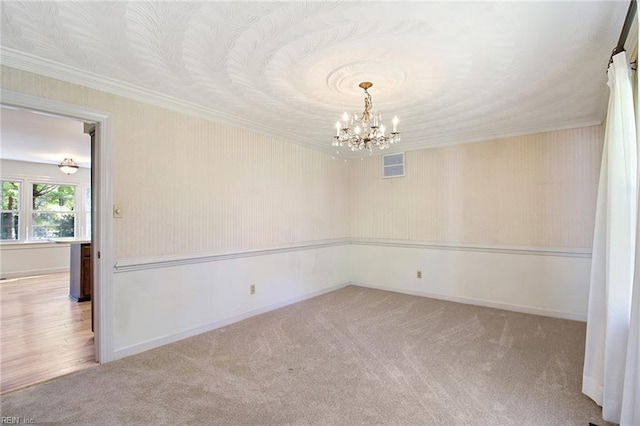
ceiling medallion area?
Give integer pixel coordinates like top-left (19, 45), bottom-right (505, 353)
top-left (332, 81), bottom-right (400, 153)
top-left (326, 61), bottom-right (406, 96)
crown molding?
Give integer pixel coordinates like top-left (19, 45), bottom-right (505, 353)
top-left (413, 117), bottom-right (603, 151)
top-left (1, 47), bottom-right (604, 161)
top-left (340, 116), bottom-right (603, 160)
top-left (0, 47), bottom-right (334, 156)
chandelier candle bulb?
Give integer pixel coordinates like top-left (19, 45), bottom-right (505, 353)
top-left (393, 116), bottom-right (399, 133)
top-left (335, 121), bottom-right (340, 136)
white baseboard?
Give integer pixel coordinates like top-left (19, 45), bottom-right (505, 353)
top-left (112, 281), bottom-right (350, 360)
top-left (351, 282), bottom-right (587, 322)
top-left (0, 267), bottom-right (69, 280)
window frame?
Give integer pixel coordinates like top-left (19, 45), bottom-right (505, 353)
top-left (30, 182), bottom-right (78, 241)
top-left (0, 174), bottom-right (91, 244)
top-left (1, 179), bottom-right (22, 241)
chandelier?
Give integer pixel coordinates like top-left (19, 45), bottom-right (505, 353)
top-left (332, 82), bottom-right (400, 152)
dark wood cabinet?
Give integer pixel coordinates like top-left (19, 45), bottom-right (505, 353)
top-left (70, 243), bottom-right (92, 302)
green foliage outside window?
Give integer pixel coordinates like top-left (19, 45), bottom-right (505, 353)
top-left (31, 184), bottom-right (75, 240)
top-left (32, 184), bottom-right (75, 210)
top-left (1, 181), bottom-right (20, 240)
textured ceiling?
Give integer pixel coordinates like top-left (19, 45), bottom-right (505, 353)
top-left (0, 1), bottom-right (630, 157)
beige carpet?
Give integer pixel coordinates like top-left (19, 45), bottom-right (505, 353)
top-left (1, 285), bottom-right (608, 425)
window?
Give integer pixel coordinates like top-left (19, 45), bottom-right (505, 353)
top-left (1, 180), bottom-right (20, 241)
top-left (31, 183), bottom-right (76, 240)
top-left (0, 174), bottom-right (90, 244)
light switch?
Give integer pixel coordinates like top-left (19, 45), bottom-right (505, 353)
top-left (113, 205), bottom-right (123, 218)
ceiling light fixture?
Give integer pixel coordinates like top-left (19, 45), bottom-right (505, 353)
top-left (332, 82), bottom-right (400, 152)
top-left (58, 158), bottom-right (79, 175)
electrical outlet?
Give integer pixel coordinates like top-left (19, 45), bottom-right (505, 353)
top-left (250, 284), bottom-right (256, 295)
top-left (417, 270), bottom-right (422, 279)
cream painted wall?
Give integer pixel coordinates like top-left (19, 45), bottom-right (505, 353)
top-left (348, 127), bottom-right (603, 320)
top-left (1, 243), bottom-right (70, 278)
top-left (115, 111), bottom-right (350, 259)
top-left (1, 66), bottom-right (350, 260)
top-left (350, 126), bottom-right (603, 248)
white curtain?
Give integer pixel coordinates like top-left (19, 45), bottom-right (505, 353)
top-left (583, 51), bottom-right (638, 425)
top-left (621, 46), bottom-right (640, 426)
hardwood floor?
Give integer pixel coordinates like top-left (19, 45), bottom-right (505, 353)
top-left (0, 272), bottom-right (97, 394)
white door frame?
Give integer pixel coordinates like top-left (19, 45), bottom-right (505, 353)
top-left (2, 89), bottom-right (114, 363)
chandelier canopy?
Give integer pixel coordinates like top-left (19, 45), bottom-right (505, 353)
top-left (332, 82), bottom-right (400, 152)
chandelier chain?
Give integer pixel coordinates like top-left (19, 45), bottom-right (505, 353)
top-left (363, 88), bottom-right (372, 124)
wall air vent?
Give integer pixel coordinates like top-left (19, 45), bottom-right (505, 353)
top-left (382, 152), bottom-right (405, 178)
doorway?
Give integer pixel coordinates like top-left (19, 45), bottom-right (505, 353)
top-left (0, 107), bottom-right (96, 393)
top-left (0, 90), bottom-right (114, 381)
